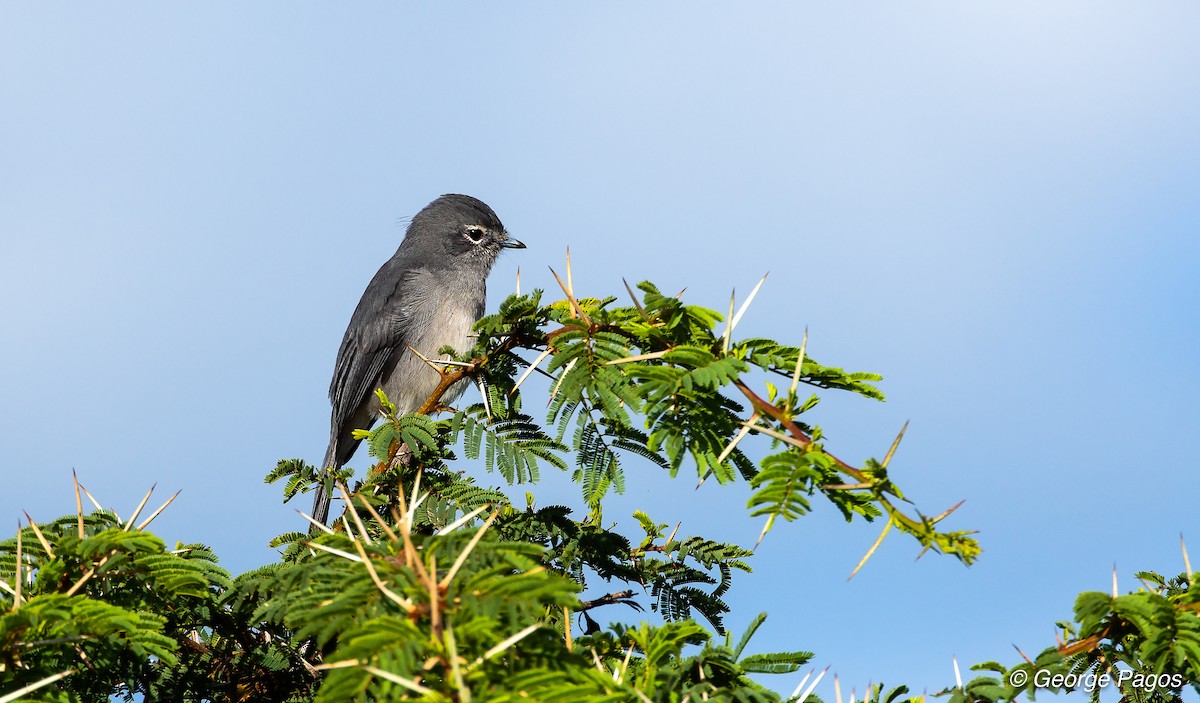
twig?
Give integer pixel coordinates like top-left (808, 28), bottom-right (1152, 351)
top-left (579, 590), bottom-right (635, 612)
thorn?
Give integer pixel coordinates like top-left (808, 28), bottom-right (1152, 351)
top-left (716, 412), bottom-right (758, 465)
top-left (547, 357), bottom-right (578, 405)
top-left (350, 536), bottom-right (416, 612)
top-left (880, 421), bottom-right (909, 469)
top-left (549, 266), bottom-right (592, 326)
top-left (14, 521), bottom-right (23, 606)
top-left (123, 483), bottom-right (157, 531)
top-left (739, 420), bottom-right (810, 451)
top-left (354, 495), bottom-right (398, 542)
top-left (565, 247), bottom-right (575, 301)
top-left (427, 551), bottom-right (440, 637)
top-left (606, 350), bottom-right (669, 365)
top-left (930, 500), bottom-right (965, 524)
top-left (1012, 643), bottom-right (1032, 664)
top-left (361, 665), bottom-right (433, 695)
top-left (619, 642), bottom-right (636, 683)
top-left (848, 519), bottom-right (893, 580)
top-left (22, 512), bottom-right (54, 558)
top-left (562, 606), bottom-right (573, 653)
top-left (622, 278), bottom-right (651, 322)
top-left (0, 576), bottom-right (18, 599)
top-left (515, 266), bottom-right (521, 297)
top-left (789, 327), bottom-right (809, 397)
top-left (1112, 563), bottom-right (1118, 598)
top-left (441, 510), bottom-right (500, 588)
top-left (754, 513), bottom-right (776, 550)
top-left (722, 289), bottom-right (736, 354)
top-left (305, 540), bottom-right (362, 561)
top-left (73, 469), bottom-right (84, 539)
top-left (394, 473), bottom-right (411, 531)
top-left (408, 469), bottom-right (425, 525)
top-left (1183, 533), bottom-right (1193, 580)
top-left (66, 558), bottom-right (106, 596)
top-left (405, 343), bottom-right (471, 374)
top-left (664, 521), bottom-right (680, 547)
top-left (795, 666), bottom-right (829, 703)
top-left (477, 377), bottom-right (492, 422)
top-left (136, 490), bottom-right (182, 531)
top-left (313, 658), bottom-right (363, 670)
top-left (511, 346), bottom-right (554, 395)
top-left (0, 670), bottom-right (76, 701)
top-left (406, 343), bottom-right (438, 370)
top-left (834, 674), bottom-right (842, 703)
top-left (953, 655), bottom-right (962, 689)
top-left (297, 509), bottom-right (335, 534)
top-left (728, 272), bottom-right (768, 335)
top-left (788, 670), bottom-right (813, 700)
top-left (337, 483), bottom-right (373, 544)
top-left (77, 483), bottom-right (105, 514)
top-left (471, 623), bottom-right (541, 669)
top-left (439, 505), bottom-right (490, 534)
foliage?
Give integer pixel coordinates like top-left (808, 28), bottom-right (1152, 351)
top-left (10, 276), bottom-right (1181, 702)
top-left (0, 510), bottom-right (313, 702)
top-left (941, 567), bottom-right (1200, 703)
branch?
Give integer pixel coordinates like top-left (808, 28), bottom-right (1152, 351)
top-left (733, 378), bottom-right (938, 537)
top-left (414, 328), bottom-right (566, 415)
top-left (579, 590), bottom-right (636, 612)
top-left (732, 379), bottom-right (865, 482)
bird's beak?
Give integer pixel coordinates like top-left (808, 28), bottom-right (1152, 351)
top-left (501, 235), bottom-right (526, 249)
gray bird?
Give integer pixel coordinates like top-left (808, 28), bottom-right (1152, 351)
top-left (312, 194), bottom-right (524, 525)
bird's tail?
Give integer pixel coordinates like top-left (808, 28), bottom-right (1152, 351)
top-left (310, 441), bottom-right (339, 531)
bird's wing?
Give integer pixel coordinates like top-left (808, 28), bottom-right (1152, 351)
top-left (328, 256), bottom-right (416, 434)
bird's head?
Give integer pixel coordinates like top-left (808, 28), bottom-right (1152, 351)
top-left (406, 194), bottom-right (525, 268)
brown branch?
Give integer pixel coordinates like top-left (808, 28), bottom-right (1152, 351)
top-left (630, 544), bottom-right (671, 556)
top-left (1058, 635), bottom-right (1103, 657)
top-left (579, 590), bottom-right (635, 612)
top-left (414, 329), bottom-right (565, 415)
top-left (731, 377), bottom-right (938, 537)
top-left (732, 379), bottom-right (866, 482)
top-left (1057, 620), bottom-right (1125, 657)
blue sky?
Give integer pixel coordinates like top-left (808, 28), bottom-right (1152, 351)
top-left (2, 3), bottom-right (1198, 698)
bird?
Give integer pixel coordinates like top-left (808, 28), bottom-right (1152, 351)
top-left (311, 194), bottom-right (525, 526)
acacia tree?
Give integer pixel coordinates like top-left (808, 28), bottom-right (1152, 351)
top-left (1, 278), bottom-right (1196, 702)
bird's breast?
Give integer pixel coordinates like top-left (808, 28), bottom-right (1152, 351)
top-left (405, 300), bottom-right (478, 362)
top-left (379, 270), bottom-right (484, 412)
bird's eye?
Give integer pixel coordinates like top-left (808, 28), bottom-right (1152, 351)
top-left (464, 226), bottom-right (486, 243)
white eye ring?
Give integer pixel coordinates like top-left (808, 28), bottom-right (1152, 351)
top-left (464, 226), bottom-right (486, 243)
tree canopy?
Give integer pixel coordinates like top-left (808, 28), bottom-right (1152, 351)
top-left (2, 279), bottom-right (1195, 702)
